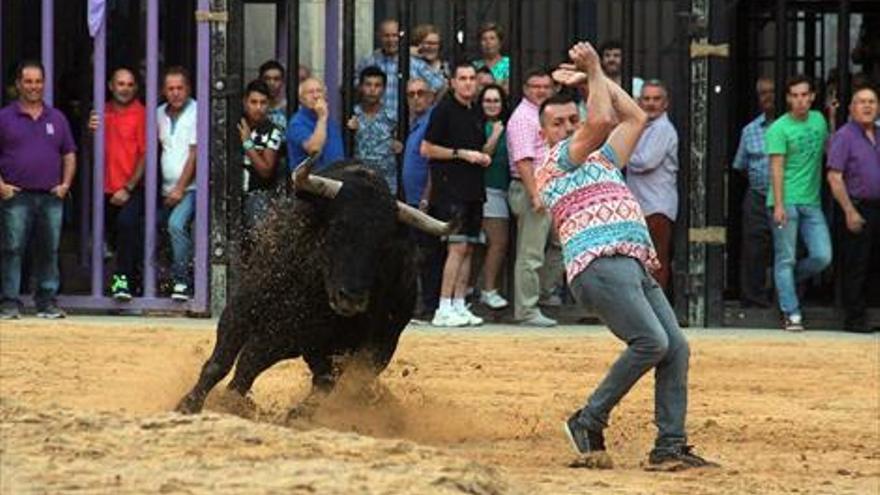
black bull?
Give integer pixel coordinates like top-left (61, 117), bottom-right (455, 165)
top-left (176, 159), bottom-right (453, 415)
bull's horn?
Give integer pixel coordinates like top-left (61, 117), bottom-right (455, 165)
top-left (291, 155), bottom-right (341, 198)
top-left (397, 201), bottom-right (456, 236)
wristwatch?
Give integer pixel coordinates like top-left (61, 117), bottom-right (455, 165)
top-left (451, 148), bottom-right (459, 159)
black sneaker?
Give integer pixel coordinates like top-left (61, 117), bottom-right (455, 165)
top-left (563, 411), bottom-right (606, 455)
top-left (0, 304), bottom-right (20, 320)
top-left (111, 274), bottom-right (133, 302)
top-left (647, 445), bottom-right (719, 471)
top-left (36, 303), bottom-right (66, 319)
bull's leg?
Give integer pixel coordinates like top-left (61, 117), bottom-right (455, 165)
top-left (227, 340), bottom-right (298, 396)
top-left (175, 311), bottom-right (247, 414)
top-left (286, 352), bottom-right (338, 421)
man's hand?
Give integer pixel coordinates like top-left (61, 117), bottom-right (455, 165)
top-left (461, 149), bottom-right (492, 167)
top-left (845, 209), bottom-right (866, 234)
top-left (164, 187), bottom-right (184, 208)
top-left (773, 204), bottom-right (787, 228)
top-left (237, 118), bottom-right (251, 143)
top-left (0, 182), bottom-right (21, 200)
top-left (531, 194), bottom-right (546, 214)
top-left (346, 116), bottom-right (359, 131)
top-left (314, 98), bottom-right (329, 119)
top-left (569, 41), bottom-right (601, 75)
top-left (552, 65), bottom-right (587, 88)
top-left (109, 188), bottom-right (131, 206)
top-left (88, 110), bottom-right (99, 134)
top-left (51, 183), bottom-right (70, 200)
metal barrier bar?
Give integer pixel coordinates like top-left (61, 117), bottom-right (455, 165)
top-left (342, 0), bottom-right (355, 154)
top-left (144, 0), bottom-right (159, 298)
top-left (326, 0), bottom-right (341, 120)
top-left (41, 0), bottom-right (53, 105)
top-left (276, 1), bottom-right (288, 63)
top-left (194, 0), bottom-right (211, 312)
top-left (285, 0), bottom-right (300, 116)
top-left (91, 9), bottom-right (107, 297)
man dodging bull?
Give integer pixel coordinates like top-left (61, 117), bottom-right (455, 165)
top-left (176, 157), bottom-right (454, 417)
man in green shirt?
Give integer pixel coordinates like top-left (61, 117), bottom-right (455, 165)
top-left (766, 75), bottom-right (832, 331)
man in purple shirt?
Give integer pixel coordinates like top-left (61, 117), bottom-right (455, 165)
top-left (827, 86), bottom-right (880, 333)
top-left (0, 60), bottom-right (77, 319)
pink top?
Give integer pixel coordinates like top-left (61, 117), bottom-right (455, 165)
top-left (505, 98), bottom-right (546, 178)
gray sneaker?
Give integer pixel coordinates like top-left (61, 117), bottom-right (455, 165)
top-left (519, 312), bottom-right (557, 327)
top-left (36, 303), bottom-right (66, 319)
top-left (0, 304), bottom-right (21, 320)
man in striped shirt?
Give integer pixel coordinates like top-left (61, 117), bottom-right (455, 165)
top-left (537, 42), bottom-right (716, 471)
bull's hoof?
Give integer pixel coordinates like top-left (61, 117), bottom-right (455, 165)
top-left (175, 395), bottom-right (203, 415)
top-left (285, 400), bottom-right (320, 423)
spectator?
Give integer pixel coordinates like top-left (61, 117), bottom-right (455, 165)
top-left (626, 80), bottom-right (679, 290)
top-left (540, 41), bottom-right (716, 473)
top-left (413, 24), bottom-right (450, 81)
top-left (158, 66), bottom-right (198, 302)
top-left (89, 66), bottom-right (146, 302)
top-left (421, 62), bottom-right (491, 327)
top-left (258, 60), bottom-right (288, 133)
top-left (473, 22), bottom-right (510, 92)
top-left (401, 78), bottom-right (442, 319)
top-left (826, 86), bottom-right (880, 333)
top-left (356, 19), bottom-right (446, 115)
top-left (598, 40), bottom-right (643, 97)
top-left (0, 60), bottom-right (77, 320)
top-left (767, 75), bottom-right (832, 331)
top-left (238, 79), bottom-right (282, 235)
top-left (286, 77), bottom-right (345, 172)
top-left (507, 68), bottom-right (560, 327)
top-left (732, 77), bottom-right (775, 308)
top-left (478, 83), bottom-right (511, 310)
top-left (476, 66), bottom-right (495, 93)
top-left (346, 66), bottom-right (401, 194)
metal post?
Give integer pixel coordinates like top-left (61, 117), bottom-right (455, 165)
top-left (326, 0), bottom-right (341, 120)
top-left (286, 0), bottom-right (300, 116)
top-left (91, 11), bottom-right (107, 298)
top-left (508, 0), bottom-right (522, 102)
top-left (276, 1), bottom-right (288, 63)
top-left (0, 0), bottom-right (3, 107)
top-left (837, 0), bottom-right (850, 129)
top-left (397, 0), bottom-right (411, 197)
top-left (621, 0), bottom-right (635, 95)
top-left (41, 0), bottom-right (53, 105)
top-left (774, 0), bottom-right (787, 118)
top-left (195, 0), bottom-right (211, 312)
top-left (342, 0), bottom-right (355, 154)
top-left (144, 0), bottom-right (159, 298)
top-left (452, 0), bottom-right (465, 64)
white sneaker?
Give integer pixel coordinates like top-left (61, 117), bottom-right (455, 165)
top-left (171, 283), bottom-right (190, 302)
top-left (480, 290), bottom-right (509, 310)
top-left (457, 306), bottom-right (484, 326)
top-left (431, 306), bottom-right (469, 327)
top-left (519, 312), bottom-right (557, 327)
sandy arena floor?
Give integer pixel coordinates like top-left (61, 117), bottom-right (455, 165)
top-left (0, 318), bottom-right (878, 494)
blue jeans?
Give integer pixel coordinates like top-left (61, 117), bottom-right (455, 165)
top-left (770, 205), bottom-right (832, 316)
top-left (570, 256), bottom-right (689, 452)
top-left (1, 191), bottom-right (63, 307)
top-left (161, 191), bottom-right (195, 285)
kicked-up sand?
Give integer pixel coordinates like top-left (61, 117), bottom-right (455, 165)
top-left (0, 318), bottom-right (878, 494)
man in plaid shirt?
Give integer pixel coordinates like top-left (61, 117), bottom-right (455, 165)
top-left (732, 76), bottom-right (775, 308)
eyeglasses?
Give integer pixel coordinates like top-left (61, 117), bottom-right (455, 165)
top-left (407, 90), bottom-right (431, 98)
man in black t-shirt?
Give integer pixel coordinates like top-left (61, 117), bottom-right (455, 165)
top-left (421, 62), bottom-right (491, 327)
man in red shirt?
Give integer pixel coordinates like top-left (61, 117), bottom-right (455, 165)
top-left (90, 67), bottom-right (146, 301)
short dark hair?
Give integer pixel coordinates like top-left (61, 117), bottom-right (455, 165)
top-left (478, 21), bottom-right (505, 42)
top-left (359, 65), bottom-right (387, 87)
top-left (785, 74), bottom-right (814, 93)
top-left (109, 65), bottom-right (138, 84)
top-left (259, 60), bottom-right (285, 79)
top-left (476, 66), bottom-right (494, 78)
top-left (598, 40), bottom-right (623, 57)
top-left (16, 59), bottom-right (45, 80)
top-left (244, 79), bottom-right (271, 99)
top-left (163, 65), bottom-right (191, 86)
top-left (539, 93), bottom-right (576, 123)
top-left (452, 60), bottom-right (477, 78)
top-left (523, 67), bottom-right (551, 85)
top-left (852, 84), bottom-right (879, 101)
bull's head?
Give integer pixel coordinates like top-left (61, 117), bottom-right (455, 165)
top-left (292, 156), bottom-right (454, 317)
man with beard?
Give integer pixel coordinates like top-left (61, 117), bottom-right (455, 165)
top-left (0, 60), bottom-right (77, 319)
top-left (598, 40), bottom-right (643, 97)
top-left (538, 42), bottom-right (716, 471)
top-left (89, 67), bottom-right (146, 301)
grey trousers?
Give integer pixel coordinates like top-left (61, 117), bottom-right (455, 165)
top-left (570, 255), bottom-right (689, 451)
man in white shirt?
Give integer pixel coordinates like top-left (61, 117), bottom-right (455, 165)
top-left (158, 66), bottom-right (197, 301)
